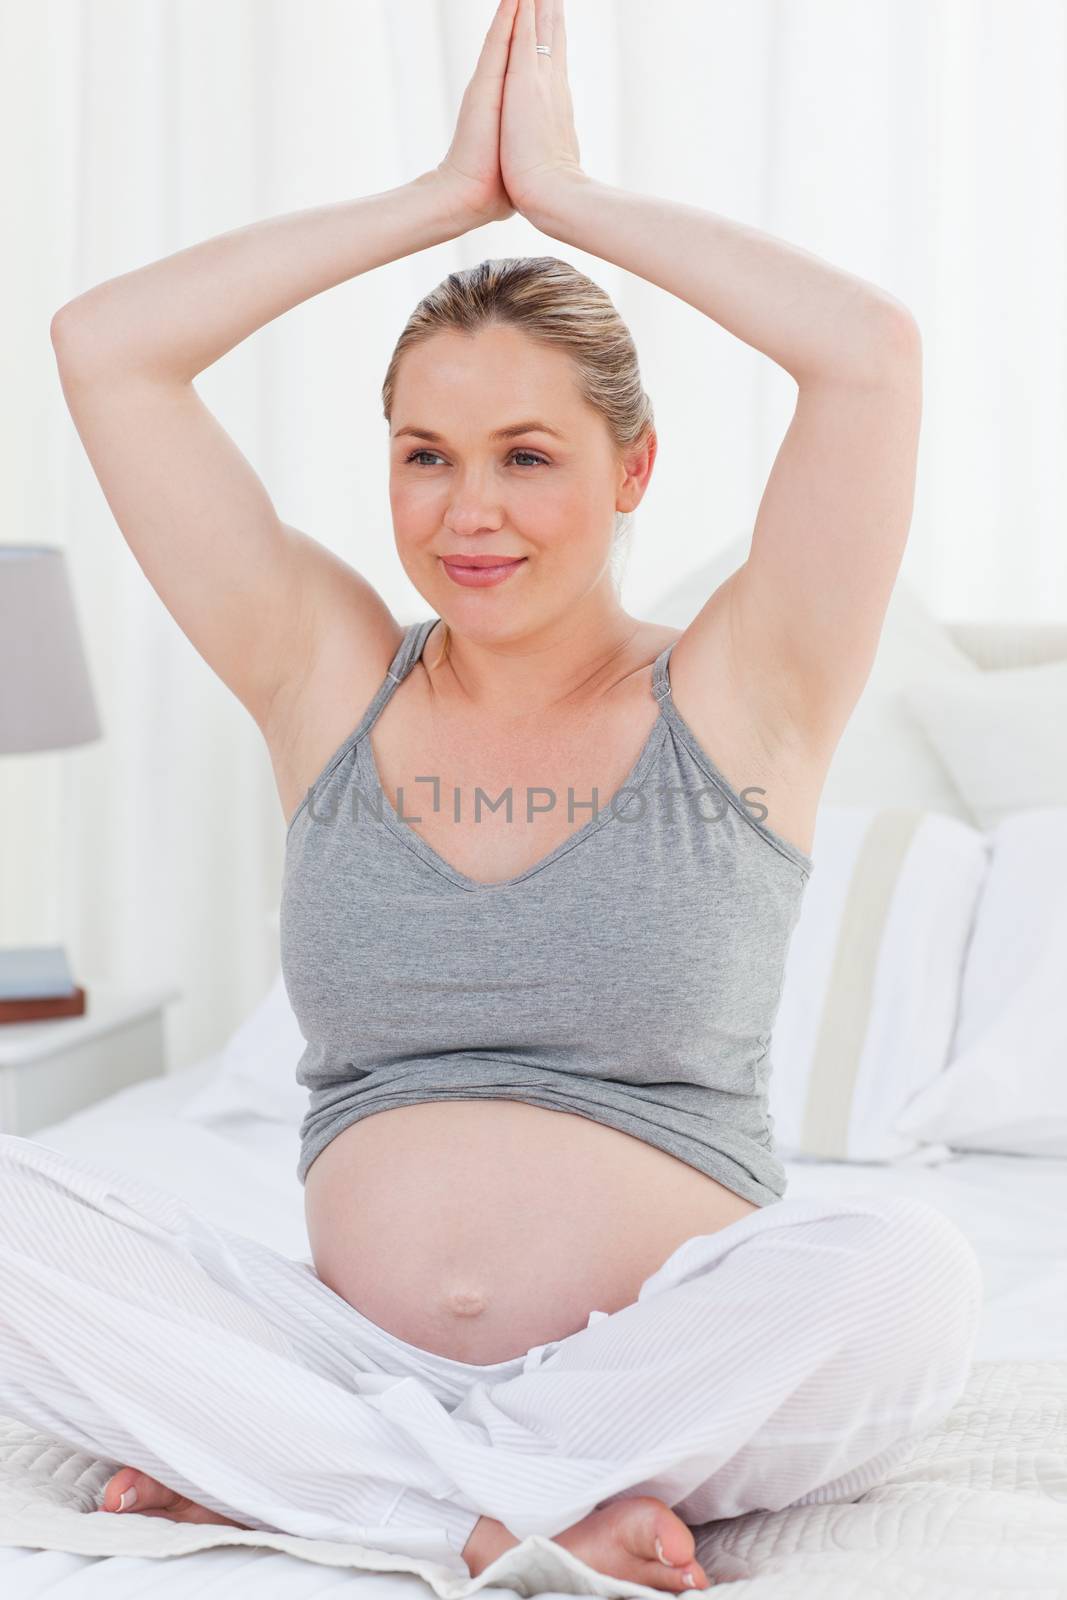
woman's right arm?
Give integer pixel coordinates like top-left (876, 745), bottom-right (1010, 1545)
top-left (49, 172), bottom-right (474, 736)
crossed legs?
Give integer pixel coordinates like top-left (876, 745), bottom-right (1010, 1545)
top-left (0, 1133), bottom-right (982, 1574)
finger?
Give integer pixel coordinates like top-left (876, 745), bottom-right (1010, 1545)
top-left (556, 0), bottom-right (568, 75)
top-left (514, 0), bottom-right (539, 65)
top-left (535, 0), bottom-right (555, 58)
top-left (476, 0), bottom-right (520, 78)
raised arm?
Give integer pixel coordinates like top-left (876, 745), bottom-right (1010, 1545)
top-left (48, 174), bottom-right (472, 737)
top-left (48, 0), bottom-right (521, 742)
top-left (500, 0), bottom-right (922, 762)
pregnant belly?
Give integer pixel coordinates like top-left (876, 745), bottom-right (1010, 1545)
top-left (304, 1099), bottom-right (759, 1367)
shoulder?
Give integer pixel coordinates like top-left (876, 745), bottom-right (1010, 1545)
top-left (624, 621), bottom-right (684, 677)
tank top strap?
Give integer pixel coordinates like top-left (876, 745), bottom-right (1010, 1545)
top-left (359, 617), bottom-right (436, 735)
top-left (651, 638), bottom-right (678, 704)
top-left (388, 616), bottom-right (438, 685)
top-left (284, 617), bottom-right (439, 839)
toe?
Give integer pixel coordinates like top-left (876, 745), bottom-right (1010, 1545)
top-left (102, 1467), bottom-right (179, 1514)
top-left (648, 1518), bottom-right (695, 1571)
top-left (101, 1469), bottom-right (134, 1511)
top-left (668, 1559), bottom-right (710, 1592)
top-left (639, 1554), bottom-right (709, 1593)
top-left (629, 1502), bottom-right (707, 1589)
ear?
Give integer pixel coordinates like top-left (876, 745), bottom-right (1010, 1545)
top-left (617, 429), bottom-right (657, 513)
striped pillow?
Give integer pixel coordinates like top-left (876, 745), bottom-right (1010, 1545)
top-left (768, 807), bottom-right (988, 1165)
top-left (893, 808), bottom-right (1067, 1156)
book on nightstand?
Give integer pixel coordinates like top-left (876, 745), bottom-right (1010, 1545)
top-left (0, 946), bottom-right (87, 1024)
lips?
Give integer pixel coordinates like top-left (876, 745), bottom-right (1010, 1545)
top-left (441, 556), bottom-right (524, 568)
top-left (441, 555), bottom-right (527, 588)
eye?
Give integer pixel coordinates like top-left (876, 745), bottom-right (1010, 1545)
top-left (403, 449), bottom-right (549, 468)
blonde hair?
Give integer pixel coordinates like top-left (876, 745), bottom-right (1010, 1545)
top-left (381, 256), bottom-right (655, 664)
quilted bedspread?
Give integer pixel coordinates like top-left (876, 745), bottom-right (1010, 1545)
top-left (1, 1360), bottom-right (1065, 1599)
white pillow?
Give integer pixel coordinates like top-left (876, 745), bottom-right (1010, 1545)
top-left (180, 971), bottom-right (307, 1126)
top-left (901, 660), bottom-right (1067, 830)
top-left (768, 805), bottom-right (988, 1166)
top-left (893, 808), bottom-right (1067, 1157)
top-left (646, 531), bottom-right (981, 819)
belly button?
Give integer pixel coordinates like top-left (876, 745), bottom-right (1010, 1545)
top-left (446, 1287), bottom-right (489, 1318)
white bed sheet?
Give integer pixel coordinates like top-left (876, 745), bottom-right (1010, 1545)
top-left (2, 1060), bottom-right (1065, 1598)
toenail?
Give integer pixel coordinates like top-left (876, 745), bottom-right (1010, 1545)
top-left (655, 1536), bottom-right (677, 1567)
top-left (682, 1574), bottom-right (696, 1589)
top-left (118, 1488), bottom-right (138, 1511)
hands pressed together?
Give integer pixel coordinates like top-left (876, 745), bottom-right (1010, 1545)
top-left (434, 0), bottom-right (587, 230)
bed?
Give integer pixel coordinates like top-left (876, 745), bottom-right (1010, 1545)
top-left (2, 600), bottom-right (1066, 1598)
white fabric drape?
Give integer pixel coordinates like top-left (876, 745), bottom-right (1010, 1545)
top-left (2, 0), bottom-right (1064, 1070)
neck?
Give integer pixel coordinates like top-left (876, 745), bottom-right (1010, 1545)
top-left (424, 607), bottom-right (642, 721)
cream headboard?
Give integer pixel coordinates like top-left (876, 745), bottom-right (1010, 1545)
top-left (943, 623), bottom-right (1067, 670)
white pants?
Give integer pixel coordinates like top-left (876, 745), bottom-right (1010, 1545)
top-left (0, 1132), bottom-right (983, 1575)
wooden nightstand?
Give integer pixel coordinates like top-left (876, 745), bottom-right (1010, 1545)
top-left (0, 983), bottom-right (181, 1135)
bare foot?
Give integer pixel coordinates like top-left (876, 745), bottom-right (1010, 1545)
top-left (103, 1472), bottom-right (712, 1589)
top-left (100, 1466), bottom-right (253, 1529)
top-left (464, 1496), bottom-right (711, 1590)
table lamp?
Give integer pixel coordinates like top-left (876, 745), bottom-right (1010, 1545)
top-left (0, 545), bottom-right (102, 1022)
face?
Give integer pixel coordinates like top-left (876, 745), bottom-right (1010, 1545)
top-left (388, 324), bottom-right (654, 636)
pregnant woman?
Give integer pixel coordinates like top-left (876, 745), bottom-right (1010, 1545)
top-left (4, 0), bottom-right (981, 1588)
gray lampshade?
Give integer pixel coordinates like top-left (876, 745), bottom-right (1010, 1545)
top-left (0, 545), bottom-right (102, 755)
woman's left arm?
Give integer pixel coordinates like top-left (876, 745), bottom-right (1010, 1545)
top-left (504, 1), bottom-right (914, 383)
top-left (523, 172), bottom-right (917, 388)
top-left (529, 165), bottom-right (924, 761)
top-left (501, 4), bottom-right (922, 761)
top-left (543, 167), bottom-right (927, 761)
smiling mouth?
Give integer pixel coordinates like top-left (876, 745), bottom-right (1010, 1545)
top-left (440, 555), bottom-right (528, 587)
top-left (440, 557), bottom-right (525, 568)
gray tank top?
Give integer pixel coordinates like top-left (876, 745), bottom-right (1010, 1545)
top-left (281, 617), bottom-right (814, 1206)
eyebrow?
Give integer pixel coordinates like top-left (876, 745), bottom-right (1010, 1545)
top-left (392, 420), bottom-right (566, 443)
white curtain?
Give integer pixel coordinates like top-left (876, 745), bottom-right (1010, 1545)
top-left (2, 0), bottom-right (1064, 1072)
